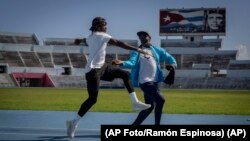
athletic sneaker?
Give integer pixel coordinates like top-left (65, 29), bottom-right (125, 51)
top-left (66, 120), bottom-right (77, 139)
top-left (132, 101), bottom-right (151, 111)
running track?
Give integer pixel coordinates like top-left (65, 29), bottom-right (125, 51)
top-left (0, 110), bottom-right (249, 141)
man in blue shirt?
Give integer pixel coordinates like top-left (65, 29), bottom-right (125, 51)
top-left (113, 31), bottom-right (177, 125)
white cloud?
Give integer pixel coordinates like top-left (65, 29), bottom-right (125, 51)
top-left (235, 44), bottom-right (250, 60)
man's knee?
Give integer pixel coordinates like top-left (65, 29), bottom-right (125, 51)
top-left (157, 97), bottom-right (165, 105)
top-left (148, 104), bottom-right (155, 111)
top-left (120, 70), bottom-right (130, 79)
top-left (87, 97), bottom-right (97, 105)
top-left (159, 98), bottom-right (165, 105)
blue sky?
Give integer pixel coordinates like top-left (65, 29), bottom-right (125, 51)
top-left (0, 0), bottom-right (249, 57)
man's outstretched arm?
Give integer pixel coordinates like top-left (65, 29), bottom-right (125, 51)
top-left (108, 38), bottom-right (144, 53)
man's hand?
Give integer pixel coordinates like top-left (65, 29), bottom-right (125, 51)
top-left (165, 64), bottom-right (176, 71)
top-left (164, 64), bottom-right (176, 86)
top-left (112, 59), bottom-right (123, 65)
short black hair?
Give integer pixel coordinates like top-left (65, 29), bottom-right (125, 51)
top-left (137, 31), bottom-right (151, 38)
top-left (89, 17), bottom-right (107, 31)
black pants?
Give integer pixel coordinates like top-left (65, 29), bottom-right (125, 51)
top-left (132, 82), bottom-right (165, 125)
top-left (78, 63), bottom-right (134, 117)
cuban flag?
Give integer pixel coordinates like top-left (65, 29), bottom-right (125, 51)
top-left (160, 9), bottom-right (204, 33)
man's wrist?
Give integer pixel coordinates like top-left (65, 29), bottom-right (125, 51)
top-left (137, 48), bottom-right (142, 52)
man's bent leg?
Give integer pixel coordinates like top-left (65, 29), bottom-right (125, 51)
top-left (106, 66), bottom-right (151, 111)
top-left (67, 69), bottom-right (100, 139)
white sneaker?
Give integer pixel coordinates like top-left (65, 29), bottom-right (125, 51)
top-left (66, 120), bottom-right (77, 139)
top-left (132, 101), bottom-right (151, 111)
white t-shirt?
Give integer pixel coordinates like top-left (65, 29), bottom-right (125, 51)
top-left (85, 32), bottom-right (112, 73)
top-left (138, 47), bottom-right (157, 84)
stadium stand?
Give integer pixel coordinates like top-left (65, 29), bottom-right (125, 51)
top-left (228, 60), bottom-right (250, 70)
top-left (69, 53), bottom-right (87, 68)
top-left (19, 51), bottom-right (42, 67)
top-left (158, 34), bottom-right (250, 89)
top-left (52, 53), bottom-right (70, 66)
top-left (44, 38), bottom-right (87, 46)
top-left (227, 60), bottom-right (250, 78)
top-left (0, 51), bottom-right (25, 67)
top-left (169, 50), bottom-right (237, 70)
top-left (0, 74), bottom-right (15, 87)
top-left (0, 32), bottom-right (39, 45)
top-left (50, 75), bottom-right (85, 88)
top-left (192, 63), bottom-right (212, 70)
top-left (37, 52), bottom-right (54, 67)
top-left (0, 31), bottom-right (249, 89)
top-left (161, 38), bottom-right (222, 50)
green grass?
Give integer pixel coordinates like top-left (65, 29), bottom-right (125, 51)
top-left (0, 88), bottom-right (250, 115)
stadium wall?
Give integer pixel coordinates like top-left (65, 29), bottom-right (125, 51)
top-left (12, 72), bottom-right (54, 87)
top-left (227, 70), bottom-right (250, 78)
top-left (7, 66), bottom-right (85, 76)
top-left (175, 69), bottom-right (210, 78)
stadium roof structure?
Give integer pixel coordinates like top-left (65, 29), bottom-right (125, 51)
top-left (168, 47), bottom-right (237, 55)
top-left (0, 32), bottom-right (39, 45)
top-left (192, 63), bottom-right (212, 69)
top-left (228, 60), bottom-right (250, 70)
top-left (161, 38), bottom-right (222, 49)
top-left (43, 38), bottom-right (80, 46)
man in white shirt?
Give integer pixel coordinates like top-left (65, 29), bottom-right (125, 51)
top-left (66, 17), bottom-right (150, 139)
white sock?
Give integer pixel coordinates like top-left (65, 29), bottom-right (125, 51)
top-left (129, 92), bottom-right (139, 103)
top-left (73, 114), bottom-right (81, 126)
